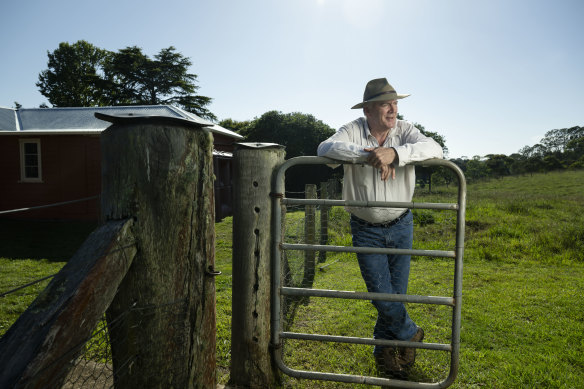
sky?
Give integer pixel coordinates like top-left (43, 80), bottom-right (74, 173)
top-left (1, 0), bottom-right (583, 158)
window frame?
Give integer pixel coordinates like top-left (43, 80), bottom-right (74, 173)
top-left (19, 138), bottom-right (43, 183)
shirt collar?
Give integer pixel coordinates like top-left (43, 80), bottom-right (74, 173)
top-left (362, 117), bottom-right (399, 145)
top-left (362, 117), bottom-right (372, 139)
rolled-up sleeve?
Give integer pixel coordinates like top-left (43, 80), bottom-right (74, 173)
top-left (317, 129), bottom-right (368, 163)
top-left (393, 124), bottom-right (444, 166)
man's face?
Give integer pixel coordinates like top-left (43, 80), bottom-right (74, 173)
top-left (364, 100), bottom-right (398, 131)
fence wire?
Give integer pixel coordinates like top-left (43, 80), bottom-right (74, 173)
top-left (23, 297), bottom-right (191, 389)
top-left (1, 195), bottom-right (196, 388)
top-left (0, 275), bottom-right (56, 298)
top-left (0, 196), bottom-right (99, 216)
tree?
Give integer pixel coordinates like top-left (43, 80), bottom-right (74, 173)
top-left (37, 41), bottom-right (215, 120)
top-left (412, 122), bottom-right (448, 192)
top-left (465, 156), bottom-right (489, 182)
top-left (239, 111), bottom-right (336, 194)
top-left (37, 40), bottom-right (110, 107)
top-left (543, 155), bottom-right (565, 171)
top-left (484, 154), bottom-right (513, 178)
top-left (105, 46), bottom-right (216, 120)
top-left (218, 118), bottom-right (253, 134)
top-left (566, 136), bottom-right (584, 159)
top-left (240, 111), bottom-right (335, 158)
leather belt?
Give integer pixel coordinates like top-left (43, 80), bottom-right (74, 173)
top-left (351, 209), bottom-right (410, 228)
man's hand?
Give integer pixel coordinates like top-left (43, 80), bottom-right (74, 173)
top-left (365, 147), bottom-right (398, 181)
top-left (379, 164), bottom-right (396, 181)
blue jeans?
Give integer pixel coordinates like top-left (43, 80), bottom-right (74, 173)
top-left (350, 211), bottom-right (417, 355)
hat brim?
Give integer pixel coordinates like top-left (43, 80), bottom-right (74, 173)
top-left (351, 93), bottom-right (410, 109)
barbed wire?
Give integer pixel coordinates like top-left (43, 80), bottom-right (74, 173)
top-left (0, 274), bottom-right (56, 298)
top-left (0, 243), bottom-right (135, 299)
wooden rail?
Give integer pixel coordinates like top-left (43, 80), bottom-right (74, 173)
top-left (0, 219), bottom-right (136, 389)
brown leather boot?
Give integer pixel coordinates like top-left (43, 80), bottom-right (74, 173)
top-left (375, 347), bottom-right (407, 379)
top-left (398, 327), bottom-right (424, 368)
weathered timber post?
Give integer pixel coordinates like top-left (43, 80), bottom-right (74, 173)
top-left (98, 114), bottom-right (216, 389)
top-left (318, 181), bottom-right (329, 263)
top-left (301, 184), bottom-right (317, 288)
top-left (0, 219), bottom-right (136, 389)
top-left (229, 143), bottom-right (285, 388)
top-left (328, 177), bottom-right (339, 199)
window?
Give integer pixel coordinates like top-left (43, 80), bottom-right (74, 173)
top-left (19, 139), bottom-right (43, 182)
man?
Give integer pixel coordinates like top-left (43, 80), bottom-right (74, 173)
top-left (317, 78), bottom-right (443, 378)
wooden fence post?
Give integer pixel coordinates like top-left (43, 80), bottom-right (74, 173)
top-left (230, 143), bottom-right (285, 388)
top-left (318, 181), bottom-right (329, 264)
top-left (328, 178), bottom-right (339, 199)
top-left (302, 184), bottom-right (317, 288)
top-left (99, 115), bottom-right (216, 389)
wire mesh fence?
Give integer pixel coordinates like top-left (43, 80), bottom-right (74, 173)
top-left (0, 197), bottom-right (189, 388)
top-left (3, 297), bottom-right (192, 389)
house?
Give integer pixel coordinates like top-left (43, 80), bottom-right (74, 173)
top-left (0, 105), bottom-right (243, 221)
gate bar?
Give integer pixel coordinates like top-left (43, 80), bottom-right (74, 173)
top-left (281, 286), bottom-right (455, 306)
top-left (283, 198), bottom-right (458, 211)
top-left (281, 242), bottom-right (456, 258)
top-left (280, 332), bottom-right (452, 352)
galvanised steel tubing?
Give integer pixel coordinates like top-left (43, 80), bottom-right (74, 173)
top-left (280, 332), bottom-right (451, 352)
top-left (271, 156), bottom-right (466, 388)
top-left (283, 198), bottom-right (458, 211)
top-left (281, 242), bottom-right (456, 258)
top-left (447, 159), bottom-right (466, 387)
top-left (274, 364), bottom-right (446, 388)
top-left (281, 286), bottom-right (455, 306)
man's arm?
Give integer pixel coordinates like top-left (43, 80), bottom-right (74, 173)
top-left (317, 126), bottom-right (368, 163)
top-left (392, 124), bottom-right (444, 166)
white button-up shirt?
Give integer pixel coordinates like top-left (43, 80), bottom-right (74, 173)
top-left (317, 117), bottom-right (443, 224)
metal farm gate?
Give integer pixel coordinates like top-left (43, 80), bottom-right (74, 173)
top-left (270, 157), bottom-right (466, 388)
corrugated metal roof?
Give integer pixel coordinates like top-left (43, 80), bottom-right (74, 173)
top-left (0, 107), bottom-right (18, 131)
top-left (0, 105), bottom-right (243, 139)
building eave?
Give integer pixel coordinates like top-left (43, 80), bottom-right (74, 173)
top-left (0, 130), bottom-right (103, 135)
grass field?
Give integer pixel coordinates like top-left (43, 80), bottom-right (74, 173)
top-left (2, 169), bottom-right (584, 388)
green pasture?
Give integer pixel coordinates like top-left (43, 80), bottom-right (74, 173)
top-left (1, 169), bottom-right (583, 388)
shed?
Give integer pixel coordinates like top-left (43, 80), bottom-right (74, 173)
top-left (0, 105), bottom-right (243, 221)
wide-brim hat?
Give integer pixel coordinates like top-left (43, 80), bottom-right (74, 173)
top-left (351, 78), bottom-right (410, 109)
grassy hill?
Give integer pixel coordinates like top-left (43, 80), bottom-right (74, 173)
top-left (2, 169), bottom-right (583, 388)
top-left (214, 169), bottom-right (584, 388)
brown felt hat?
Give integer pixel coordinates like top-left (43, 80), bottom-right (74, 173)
top-left (351, 78), bottom-right (410, 109)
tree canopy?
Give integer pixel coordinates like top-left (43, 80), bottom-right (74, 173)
top-left (221, 111), bottom-right (336, 194)
top-left (450, 126), bottom-right (584, 183)
top-left (37, 41), bottom-right (109, 107)
top-left (36, 40), bottom-right (216, 120)
top-left (231, 110), bottom-right (335, 158)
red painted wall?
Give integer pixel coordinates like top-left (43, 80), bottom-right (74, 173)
top-left (0, 135), bottom-right (101, 220)
top-left (1, 132), bottom-right (236, 221)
